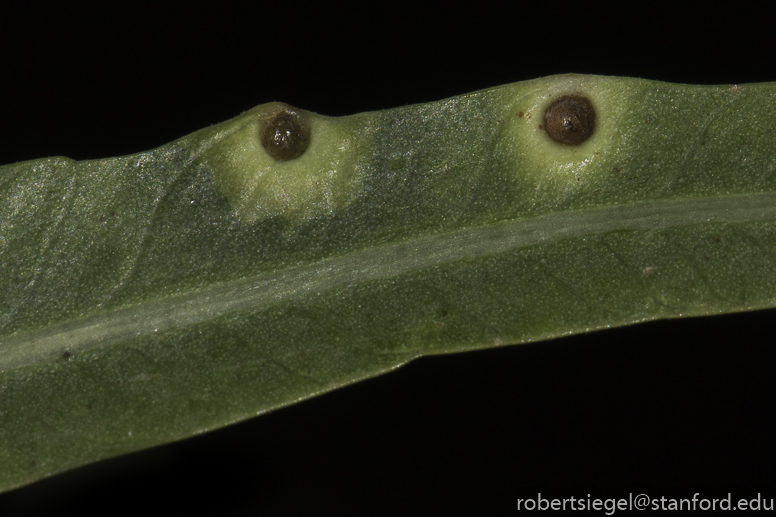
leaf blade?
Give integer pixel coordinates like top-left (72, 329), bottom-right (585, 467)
top-left (2, 74), bottom-right (776, 492)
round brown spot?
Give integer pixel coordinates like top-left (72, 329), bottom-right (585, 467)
top-left (260, 108), bottom-right (310, 161)
top-left (543, 95), bottom-right (596, 145)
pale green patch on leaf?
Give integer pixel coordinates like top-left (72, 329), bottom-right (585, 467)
top-left (200, 102), bottom-right (372, 224)
top-left (1, 74), bottom-right (775, 493)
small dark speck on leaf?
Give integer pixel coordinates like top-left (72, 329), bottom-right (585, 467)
top-left (100, 212), bottom-right (118, 224)
top-left (63, 351), bottom-right (72, 360)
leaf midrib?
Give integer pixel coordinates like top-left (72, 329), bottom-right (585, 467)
top-left (3, 192), bottom-right (775, 371)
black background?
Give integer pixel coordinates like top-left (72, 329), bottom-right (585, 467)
top-left (1, 3), bottom-right (774, 515)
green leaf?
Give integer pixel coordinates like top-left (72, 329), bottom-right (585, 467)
top-left (2, 74), bottom-right (775, 492)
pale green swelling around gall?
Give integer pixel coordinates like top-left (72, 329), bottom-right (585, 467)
top-left (1, 74), bottom-right (776, 492)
